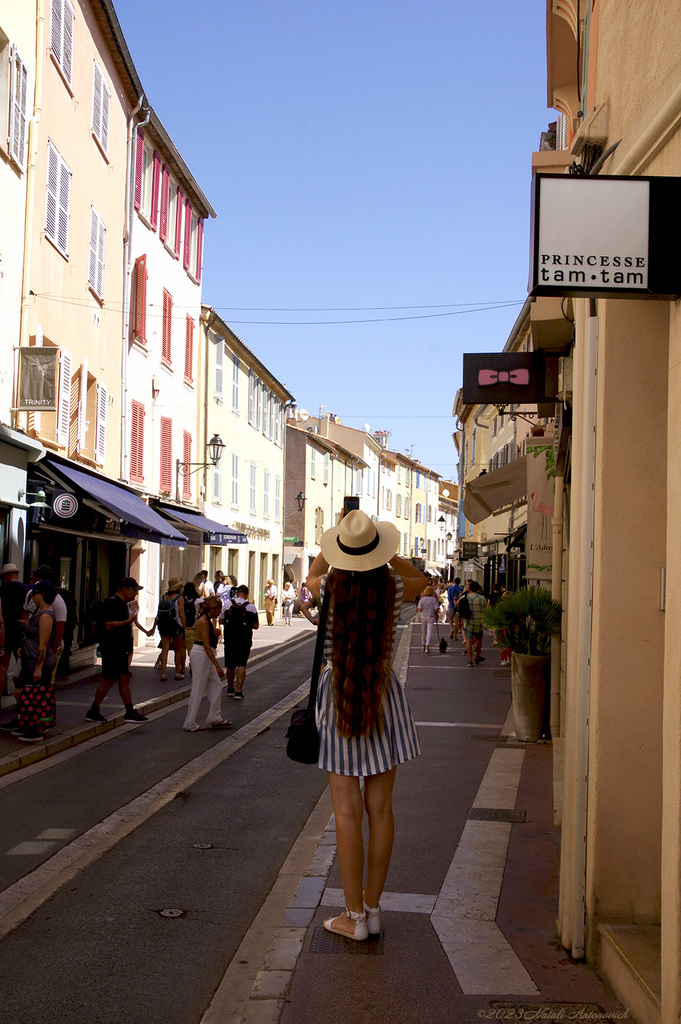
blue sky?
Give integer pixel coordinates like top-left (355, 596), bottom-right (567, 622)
top-left (113, 0), bottom-right (551, 481)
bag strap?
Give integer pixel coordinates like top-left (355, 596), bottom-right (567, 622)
top-left (305, 587), bottom-right (331, 715)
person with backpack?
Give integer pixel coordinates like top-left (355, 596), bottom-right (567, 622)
top-left (221, 584), bottom-right (259, 699)
top-left (153, 578), bottom-right (186, 681)
top-left (182, 580), bottom-right (199, 656)
top-left (85, 577), bottom-right (148, 724)
top-left (462, 580), bottom-right (487, 667)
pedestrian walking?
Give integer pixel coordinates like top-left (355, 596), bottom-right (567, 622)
top-left (463, 580), bottom-right (487, 667)
top-left (281, 581), bottom-right (296, 625)
top-left (446, 577), bottom-right (464, 639)
top-left (85, 577), bottom-right (148, 724)
top-left (153, 578), bottom-right (186, 681)
top-left (417, 586), bottom-right (440, 653)
top-left (306, 509), bottom-right (426, 941)
top-left (264, 579), bottom-right (278, 625)
top-left (222, 584), bottom-right (259, 699)
top-left (183, 595), bottom-right (232, 731)
top-left (13, 581), bottom-right (58, 743)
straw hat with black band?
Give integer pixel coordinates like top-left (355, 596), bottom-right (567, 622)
top-left (320, 510), bottom-right (399, 572)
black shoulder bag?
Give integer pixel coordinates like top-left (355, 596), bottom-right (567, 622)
top-left (286, 589), bottom-right (330, 764)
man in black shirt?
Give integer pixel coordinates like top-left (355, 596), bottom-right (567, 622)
top-left (85, 577), bottom-right (148, 724)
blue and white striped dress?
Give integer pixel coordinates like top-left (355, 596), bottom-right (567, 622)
top-left (315, 571), bottom-right (421, 777)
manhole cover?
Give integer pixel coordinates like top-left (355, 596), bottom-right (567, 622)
top-left (159, 908), bottom-right (185, 918)
top-left (467, 807), bottom-right (527, 823)
top-left (310, 927), bottom-right (384, 955)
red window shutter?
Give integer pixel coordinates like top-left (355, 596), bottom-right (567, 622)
top-left (134, 127), bottom-right (144, 211)
top-left (184, 315), bottom-right (194, 382)
top-left (160, 165), bottom-right (170, 242)
top-left (183, 200), bottom-right (192, 270)
top-left (133, 254), bottom-right (147, 343)
top-left (195, 218), bottom-right (204, 283)
top-left (150, 150), bottom-right (161, 230)
top-left (162, 289), bottom-right (172, 363)
top-left (174, 188), bottom-right (184, 257)
top-left (160, 416), bottom-right (173, 492)
top-left (130, 400), bottom-right (145, 482)
top-left (182, 431), bottom-right (192, 499)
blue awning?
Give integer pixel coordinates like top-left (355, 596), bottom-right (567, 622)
top-left (157, 506), bottom-right (248, 545)
top-left (43, 459), bottom-right (187, 546)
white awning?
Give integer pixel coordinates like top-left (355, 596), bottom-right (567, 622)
top-left (462, 457), bottom-right (527, 525)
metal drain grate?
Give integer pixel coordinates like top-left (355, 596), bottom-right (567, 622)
top-left (310, 927), bottom-right (385, 955)
top-left (467, 807), bottom-right (527, 823)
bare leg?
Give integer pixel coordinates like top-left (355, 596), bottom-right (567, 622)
top-left (327, 772), bottom-right (365, 935)
top-left (363, 767), bottom-right (396, 908)
top-left (235, 665), bottom-right (247, 692)
top-left (160, 637), bottom-right (171, 679)
top-left (465, 636), bottom-right (473, 662)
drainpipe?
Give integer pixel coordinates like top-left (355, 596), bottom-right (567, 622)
top-left (120, 98), bottom-right (148, 482)
top-left (550, 473), bottom-right (565, 738)
top-left (16, 0), bottom-right (45, 429)
top-left (570, 304), bottom-right (598, 959)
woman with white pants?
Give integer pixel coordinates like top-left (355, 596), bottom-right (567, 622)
top-left (417, 586), bottom-right (440, 654)
top-left (183, 596), bottom-right (232, 732)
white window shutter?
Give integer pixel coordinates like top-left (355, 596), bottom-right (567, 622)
top-left (95, 382), bottom-right (107, 463)
top-left (57, 155), bottom-right (70, 254)
top-left (214, 336), bottom-right (224, 401)
top-left (62, 0), bottom-right (74, 85)
top-left (9, 48), bottom-right (28, 170)
top-left (57, 349), bottom-right (72, 445)
top-left (101, 78), bottom-right (110, 153)
top-left (92, 62), bottom-right (102, 140)
top-left (96, 214), bottom-right (105, 296)
top-left (45, 142), bottom-right (59, 241)
top-left (212, 462), bottom-right (221, 503)
top-left (77, 355), bottom-right (88, 450)
top-left (51, 0), bottom-right (62, 66)
top-left (88, 208), bottom-right (98, 289)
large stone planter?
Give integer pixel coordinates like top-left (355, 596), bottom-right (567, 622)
top-left (511, 653), bottom-right (550, 742)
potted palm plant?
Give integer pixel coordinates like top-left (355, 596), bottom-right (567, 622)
top-left (482, 587), bottom-right (561, 741)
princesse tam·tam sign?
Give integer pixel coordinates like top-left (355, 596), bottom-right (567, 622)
top-left (529, 174), bottom-right (681, 300)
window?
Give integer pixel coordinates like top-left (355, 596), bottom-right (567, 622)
top-left (92, 60), bottom-right (110, 154)
top-left (255, 380), bottom-right (262, 430)
top-left (130, 400), bottom-right (145, 483)
top-left (150, 151), bottom-right (161, 229)
top-left (9, 46), bottom-right (28, 170)
top-left (88, 207), bottom-right (105, 298)
top-left (274, 397), bottom-right (280, 445)
top-left (212, 462), bottom-right (221, 504)
top-left (174, 187), bottom-right (184, 258)
top-left (131, 255), bottom-right (147, 344)
top-left (160, 417), bottom-right (172, 491)
top-left (269, 390), bottom-right (275, 438)
top-left (159, 164), bottom-right (170, 242)
top-left (183, 200), bottom-right (193, 271)
top-left (134, 127), bottom-right (144, 211)
top-left (95, 382), bottom-right (107, 464)
top-left (45, 140), bottom-right (71, 257)
top-left (262, 385), bottom-right (269, 436)
top-left (416, 470), bottom-right (422, 489)
top-left (310, 448), bottom-right (316, 480)
top-left (214, 336), bottom-right (224, 402)
top-left (323, 453), bottom-right (330, 485)
top-left (232, 354), bottom-right (239, 411)
top-left (396, 493), bottom-right (402, 517)
top-left (314, 507), bottom-right (324, 545)
top-left (162, 289), bottom-right (172, 363)
top-left (250, 462), bottom-right (257, 514)
top-left (275, 476), bottom-right (281, 523)
top-left (263, 469), bottom-right (270, 518)
top-left (248, 372), bottom-right (255, 424)
top-left (50, 0), bottom-right (74, 86)
top-left (231, 453), bottom-right (239, 506)
top-left (182, 431), bottom-right (191, 499)
top-left (196, 219), bottom-right (204, 283)
top-left (184, 315), bottom-right (194, 383)
top-left (56, 349), bottom-right (72, 446)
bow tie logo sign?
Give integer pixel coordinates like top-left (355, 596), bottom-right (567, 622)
top-left (477, 368), bottom-right (531, 387)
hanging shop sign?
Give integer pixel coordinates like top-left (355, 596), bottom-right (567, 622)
top-left (52, 492), bottom-right (79, 518)
top-left (529, 174), bottom-right (681, 300)
top-left (461, 541), bottom-right (479, 559)
top-left (525, 439), bottom-right (555, 583)
top-left (462, 352), bottom-right (549, 406)
top-left (16, 347), bottom-right (58, 411)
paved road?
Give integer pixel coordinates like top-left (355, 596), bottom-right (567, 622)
top-left (0, 637), bottom-right (326, 1024)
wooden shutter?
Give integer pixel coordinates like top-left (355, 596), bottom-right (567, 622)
top-left (160, 417), bottom-right (172, 491)
top-left (130, 400), bottom-right (145, 483)
top-left (159, 165), bottom-right (170, 242)
top-left (182, 431), bottom-right (192, 499)
top-left (184, 315), bottom-right (194, 382)
top-left (183, 200), bottom-right (193, 270)
top-left (56, 349), bottom-right (72, 446)
top-left (214, 336), bottom-right (224, 402)
top-left (162, 290), bottom-right (172, 363)
top-left (132, 255), bottom-right (147, 343)
top-left (134, 127), bottom-right (144, 210)
top-left (9, 48), bottom-right (28, 169)
top-left (174, 188), bottom-right (184, 257)
top-left (195, 218), bottom-right (204, 282)
top-left (95, 383), bottom-right (107, 464)
top-left (150, 151), bottom-right (161, 229)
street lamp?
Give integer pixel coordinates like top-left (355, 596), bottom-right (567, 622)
top-left (296, 491), bottom-right (306, 512)
top-left (176, 434), bottom-right (226, 492)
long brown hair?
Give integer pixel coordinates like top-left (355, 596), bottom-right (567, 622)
top-left (327, 565), bottom-right (396, 738)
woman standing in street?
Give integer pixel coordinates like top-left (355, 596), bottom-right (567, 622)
top-left (183, 595), bottom-right (232, 731)
top-left (281, 581), bottom-right (296, 626)
top-left (15, 581), bottom-right (57, 743)
top-left (306, 510), bottom-right (426, 941)
top-left (417, 586), bottom-right (440, 654)
top-left (264, 579), bottom-right (278, 625)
